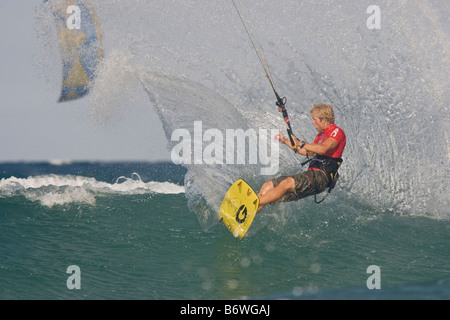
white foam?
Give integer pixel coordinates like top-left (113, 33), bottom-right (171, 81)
top-left (0, 174), bottom-right (185, 207)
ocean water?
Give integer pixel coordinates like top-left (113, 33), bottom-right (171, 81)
top-left (1, 162), bottom-right (449, 300)
top-left (2, 0), bottom-right (450, 300)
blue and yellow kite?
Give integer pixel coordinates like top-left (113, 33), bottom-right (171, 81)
top-left (51, 0), bottom-right (103, 102)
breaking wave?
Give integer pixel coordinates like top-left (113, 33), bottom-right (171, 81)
top-left (0, 173), bottom-right (184, 207)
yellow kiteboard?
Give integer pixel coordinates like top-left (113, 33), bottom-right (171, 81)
top-left (218, 179), bottom-right (259, 238)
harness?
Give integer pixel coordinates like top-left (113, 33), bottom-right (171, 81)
top-left (301, 155), bottom-right (343, 203)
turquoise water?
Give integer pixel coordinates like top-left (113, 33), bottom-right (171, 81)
top-left (1, 162), bottom-right (449, 299)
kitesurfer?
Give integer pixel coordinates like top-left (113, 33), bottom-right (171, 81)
top-left (257, 104), bottom-right (346, 211)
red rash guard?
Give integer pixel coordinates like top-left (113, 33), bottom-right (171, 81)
top-left (313, 124), bottom-right (346, 158)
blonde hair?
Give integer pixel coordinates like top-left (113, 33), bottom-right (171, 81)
top-left (310, 104), bottom-right (335, 124)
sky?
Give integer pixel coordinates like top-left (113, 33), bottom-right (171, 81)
top-left (0, 0), bottom-right (170, 163)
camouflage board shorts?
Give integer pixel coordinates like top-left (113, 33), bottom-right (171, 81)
top-left (271, 169), bottom-right (329, 203)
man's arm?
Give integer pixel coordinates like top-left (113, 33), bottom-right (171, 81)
top-left (275, 133), bottom-right (310, 156)
top-left (302, 138), bottom-right (338, 155)
top-left (275, 133), bottom-right (304, 154)
top-left (275, 133), bottom-right (338, 156)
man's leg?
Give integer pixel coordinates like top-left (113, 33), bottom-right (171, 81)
top-left (257, 177), bottom-right (295, 211)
